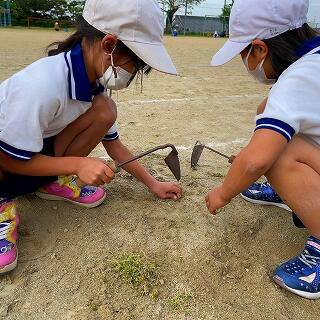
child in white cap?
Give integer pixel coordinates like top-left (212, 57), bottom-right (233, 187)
top-left (207, 0), bottom-right (320, 299)
top-left (0, 0), bottom-right (182, 274)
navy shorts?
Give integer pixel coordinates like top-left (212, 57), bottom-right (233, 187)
top-left (0, 137), bottom-right (57, 199)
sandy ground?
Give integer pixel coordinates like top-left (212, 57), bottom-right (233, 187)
top-left (0, 28), bottom-right (318, 320)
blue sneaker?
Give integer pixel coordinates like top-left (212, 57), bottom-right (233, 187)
top-left (273, 237), bottom-right (320, 299)
top-left (241, 182), bottom-right (291, 212)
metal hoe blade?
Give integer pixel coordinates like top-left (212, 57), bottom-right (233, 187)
top-left (165, 150), bottom-right (181, 181)
top-left (191, 142), bottom-right (205, 168)
top-left (117, 144), bottom-right (181, 181)
top-left (191, 141), bottom-right (235, 168)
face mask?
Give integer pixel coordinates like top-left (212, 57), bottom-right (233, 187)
top-left (99, 46), bottom-right (133, 91)
top-left (243, 46), bottom-right (276, 85)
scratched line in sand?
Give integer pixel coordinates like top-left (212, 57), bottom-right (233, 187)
top-left (118, 94), bottom-right (264, 106)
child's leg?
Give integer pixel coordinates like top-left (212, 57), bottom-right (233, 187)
top-left (0, 97), bottom-right (116, 273)
top-left (54, 95), bottom-right (116, 157)
top-left (256, 97), bottom-right (268, 115)
top-left (265, 135), bottom-right (320, 298)
top-left (36, 96), bottom-right (116, 207)
top-left (265, 135), bottom-right (320, 237)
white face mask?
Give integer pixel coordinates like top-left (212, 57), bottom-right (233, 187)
top-left (243, 46), bottom-right (276, 85)
top-left (99, 46), bottom-right (133, 91)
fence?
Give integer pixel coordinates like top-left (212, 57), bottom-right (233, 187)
top-left (172, 15), bottom-right (225, 36)
top-left (0, 0), bottom-right (12, 27)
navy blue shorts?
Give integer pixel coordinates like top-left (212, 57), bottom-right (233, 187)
top-left (0, 137), bottom-right (57, 199)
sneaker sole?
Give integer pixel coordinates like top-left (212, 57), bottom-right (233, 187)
top-left (240, 194), bottom-right (292, 212)
top-left (0, 254), bottom-right (18, 275)
top-left (273, 275), bottom-right (320, 300)
top-left (35, 191), bottom-right (106, 208)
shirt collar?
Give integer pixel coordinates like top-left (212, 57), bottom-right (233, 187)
top-left (64, 44), bottom-right (103, 102)
top-left (296, 36), bottom-right (320, 58)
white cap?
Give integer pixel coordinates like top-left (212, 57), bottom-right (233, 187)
top-left (83, 0), bottom-right (177, 75)
top-left (211, 0), bottom-right (309, 66)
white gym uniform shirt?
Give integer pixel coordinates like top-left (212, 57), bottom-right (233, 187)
top-left (255, 46), bottom-right (320, 146)
top-left (0, 44), bottom-right (118, 161)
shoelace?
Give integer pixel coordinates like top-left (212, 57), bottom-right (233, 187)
top-left (0, 223), bottom-right (12, 241)
top-left (299, 249), bottom-right (320, 269)
top-left (261, 182), bottom-right (272, 189)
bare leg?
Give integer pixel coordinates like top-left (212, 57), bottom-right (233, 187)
top-left (54, 96), bottom-right (117, 157)
top-left (265, 135), bottom-right (320, 238)
top-left (256, 97), bottom-right (268, 115)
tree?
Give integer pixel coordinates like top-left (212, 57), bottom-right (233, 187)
top-left (219, 1), bottom-right (234, 35)
top-left (12, 0), bottom-right (53, 17)
top-left (11, 0), bottom-right (84, 19)
top-left (50, 0), bottom-right (68, 20)
top-left (160, 0), bottom-right (204, 33)
top-left (68, 0), bottom-right (85, 21)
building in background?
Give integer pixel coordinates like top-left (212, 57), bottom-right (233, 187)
top-left (309, 21), bottom-right (320, 32)
top-left (172, 15), bottom-right (225, 35)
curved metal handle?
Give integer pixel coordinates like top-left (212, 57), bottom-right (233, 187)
top-left (117, 144), bottom-right (178, 167)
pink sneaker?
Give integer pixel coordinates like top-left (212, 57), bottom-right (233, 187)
top-left (0, 201), bottom-right (19, 274)
top-left (36, 176), bottom-right (106, 208)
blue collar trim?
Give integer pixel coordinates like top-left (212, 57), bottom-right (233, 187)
top-left (64, 44), bottom-right (94, 102)
top-left (296, 36), bottom-right (320, 58)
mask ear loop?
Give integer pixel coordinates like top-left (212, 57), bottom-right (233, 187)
top-left (245, 45), bottom-right (253, 68)
top-left (246, 45), bottom-right (265, 71)
top-left (258, 57), bottom-right (266, 71)
top-left (102, 45), bottom-right (118, 97)
top-left (246, 45), bottom-right (253, 66)
top-left (109, 45), bottom-right (118, 79)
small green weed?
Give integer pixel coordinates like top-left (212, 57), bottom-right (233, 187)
top-left (169, 292), bottom-right (192, 314)
top-left (111, 254), bottom-right (159, 298)
top-left (88, 302), bottom-right (99, 312)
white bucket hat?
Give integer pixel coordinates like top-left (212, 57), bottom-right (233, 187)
top-left (211, 0), bottom-right (309, 66)
top-left (83, 0), bottom-right (177, 75)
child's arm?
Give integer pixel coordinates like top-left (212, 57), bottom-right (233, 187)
top-left (103, 139), bottom-right (182, 200)
top-left (206, 129), bottom-right (288, 214)
top-left (0, 152), bottom-right (114, 186)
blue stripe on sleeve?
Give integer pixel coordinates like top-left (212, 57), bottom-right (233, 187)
top-left (0, 140), bottom-right (34, 160)
top-left (255, 118), bottom-right (295, 142)
top-left (102, 132), bottom-right (119, 141)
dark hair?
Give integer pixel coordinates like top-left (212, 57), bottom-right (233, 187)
top-left (47, 16), bottom-right (151, 80)
top-left (264, 23), bottom-right (319, 75)
top-left (47, 16), bottom-right (104, 56)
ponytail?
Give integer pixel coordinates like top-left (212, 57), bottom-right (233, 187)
top-left (47, 16), bottom-right (105, 56)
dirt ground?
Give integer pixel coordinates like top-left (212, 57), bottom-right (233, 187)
top-left (0, 28), bottom-right (318, 320)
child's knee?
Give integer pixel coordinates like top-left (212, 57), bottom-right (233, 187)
top-left (266, 150), bottom-right (297, 179)
top-left (92, 96), bottom-right (117, 126)
top-left (256, 98), bottom-right (268, 115)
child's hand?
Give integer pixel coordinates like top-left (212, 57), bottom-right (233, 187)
top-left (149, 181), bottom-right (182, 200)
top-left (76, 157), bottom-right (115, 186)
top-left (205, 185), bottom-right (231, 215)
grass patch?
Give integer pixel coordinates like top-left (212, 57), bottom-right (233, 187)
top-left (111, 254), bottom-right (159, 299)
top-left (88, 301), bottom-right (100, 312)
top-left (169, 292), bottom-right (192, 314)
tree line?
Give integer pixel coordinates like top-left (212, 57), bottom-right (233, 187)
top-left (0, 0), bottom-right (85, 21)
top-left (1, 0), bottom-right (232, 30)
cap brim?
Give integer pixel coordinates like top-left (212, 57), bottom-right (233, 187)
top-left (122, 40), bottom-right (177, 75)
top-left (211, 40), bottom-right (250, 67)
